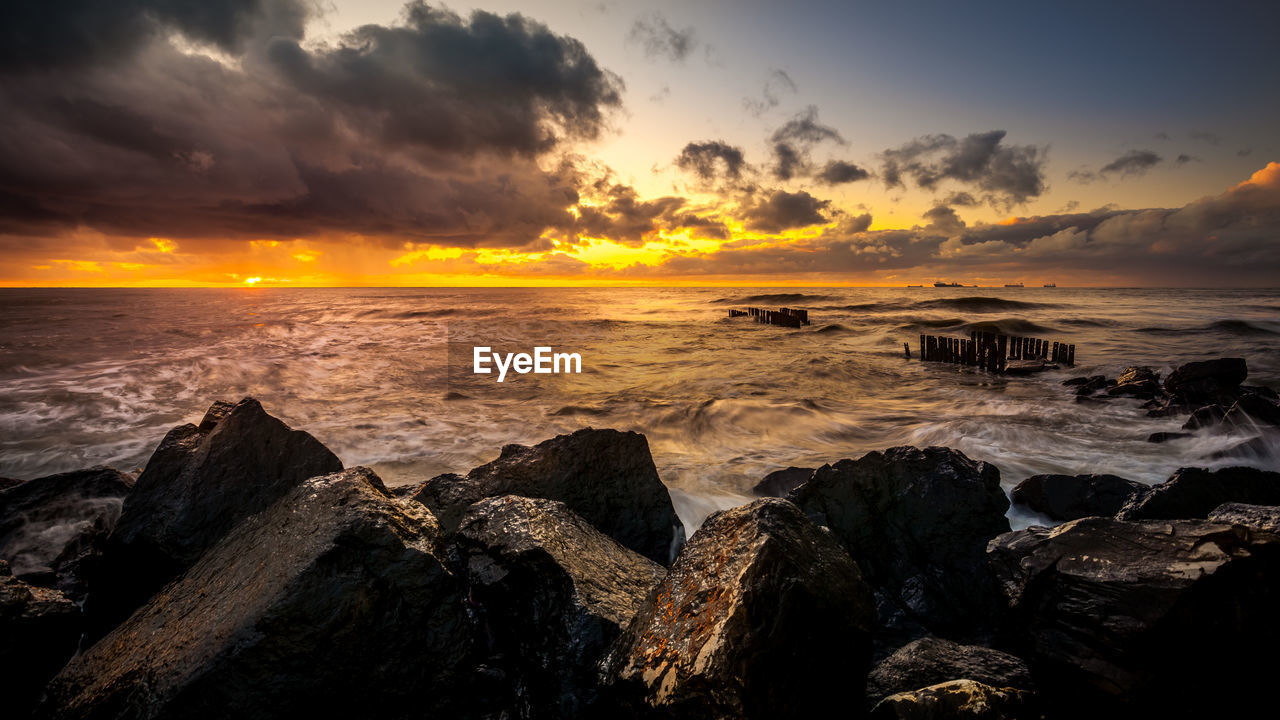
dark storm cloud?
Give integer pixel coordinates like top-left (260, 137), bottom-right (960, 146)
top-left (769, 106), bottom-right (845, 181)
top-left (943, 191), bottom-right (979, 207)
top-left (814, 160), bottom-right (871, 185)
top-left (922, 205), bottom-right (965, 234)
top-left (570, 184), bottom-right (727, 245)
top-left (880, 130), bottom-right (1047, 207)
top-left (0, 1), bottom-right (625, 247)
top-left (627, 12), bottom-right (697, 62)
top-left (739, 189), bottom-right (831, 233)
top-left (674, 141), bottom-right (748, 182)
top-left (742, 69), bottom-right (797, 116)
top-left (1100, 150), bottom-right (1163, 176)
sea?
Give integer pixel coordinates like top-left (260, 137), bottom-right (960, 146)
top-left (2, 287), bottom-right (1278, 533)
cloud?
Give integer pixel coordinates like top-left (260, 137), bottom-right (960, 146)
top-left (1189, 129), bottom-right (1222, 146)
top-left (880, 130), bottom-right (1047, 207)
top-left (674, 141), bottom-right (748, 182)
top-left (571, 184), bottom-right (726, 246)
top-left (0, 1), bottom-right (624, 248)
top-left (769, 105), bottom-right (845, 181)
top-left (743, 69), bottom-right (797, 116)
top-left (627, 12), bottom-right (697, 63)
top-left (1175, 154), bottom-right (1200, 165)
top-left (814, 160), bottom-right (871, 185)
top-left (922, 205), bottom-right (966, 234)
top-left (1099, 150), bottom-right (1162, 176)
top-left (738, 189), bottom-right (831, 233)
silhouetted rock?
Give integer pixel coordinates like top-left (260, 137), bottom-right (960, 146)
top-left (1146, 431), bottom-right (1190, 443)
top-left (987, 517), bottom-right (1280, 714)
top-left (1117, 466), bottom-right (1280, 520)
top-left (1203, 435), bottom-right (1274, 461)
top-left (1181, 403), bottom-right (1227, 430)
top-left (0, 477), bottom-right (22, 491)
top-left (1164, 357), bottom-right (1247, 404)
top-left (751, 466), bottom-right (814, 497)
top-left (41, 468), bottom-right (473, 720)
top-left (87, 398), bottom-right (342, 637)
top-left (1010, 473), bottom-right (1145, 521)
top-left (601, 498), bottom-right (875, 719)
top-left (1209, 502), bottom-right (1280, 532)
top-left (1071, 375), bottom-right (1108, 398)
top-left (456, 495), bottom-right (665, 718)
top-left (870, 680), bottom-right (1034, 719)
top-left (1106, 366), bottom-right (1161, 399)
top-left (1223, 392), bottom-right (1280, 427)
top-left (866, 637), bottom-right (1033, 707)
top-left (789, 446), bottom-right (1010, 646)
top-left (0, 466), bottom-right (134, 601)
top-left (1, 560), bottom-right (82, 716)
top-left (411, 429), bottom-right (682, 564)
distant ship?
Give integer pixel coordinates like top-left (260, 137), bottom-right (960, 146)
top-left (933, 281), bottom-right (963, 287)
top-left (906, 284), bottom-right (923, 287)
top-left (1043, 282), bottom-right (1057, 287)
top-left (1004, 282), bottom-right (1023, 288)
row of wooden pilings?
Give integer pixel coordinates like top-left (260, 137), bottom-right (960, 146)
top-left (728, 306), bottom-right (810, 328)
top-left (908, 332), bottom-right (1076, 372)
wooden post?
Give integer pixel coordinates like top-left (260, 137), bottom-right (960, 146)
top-left (997, 334), bottom-right (1008, 373)
top-left (1067, 344), bottom-right (1075, 366)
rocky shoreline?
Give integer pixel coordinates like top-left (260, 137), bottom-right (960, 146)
top-left (2, 358), bottom-right (1279, 718)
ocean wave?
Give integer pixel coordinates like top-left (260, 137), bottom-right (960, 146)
top-left (710, 293), bottom-right (836, 305)
top-left (1138, 319), bottom-right (1280, 337)
top-left (1058, 317), bottom-right (1120, 327)
top-left (894, 317), bottom-right (966, 330)
top-left (915, 296), bottom-right (1054, 312)
top-left (957, 318), bottom-right (1059, 335)
top-left (813, 323), bottom-right (853, 334)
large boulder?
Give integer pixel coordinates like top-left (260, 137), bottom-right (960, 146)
top-left (987, 517), bottom-right (1280, 714)
top-left (1, 560), bottom-right (82, 716)
top-left (600, 498), bottom-right (876, 719)
top-left (1106, 366), bottom-right (1161, 400)
top-left (789, 446), bottom-right (1010, 646)
top-left (411, 429), bottom-right (682, 564)
top-left (40, 467), bottom-right (474, 720)
top-left (1222, 392), bottom-right (1280, 427)
top-left (1163, 357), bottom-right (1247, 404)
top-left (866, 637), bottom-right (1034, 707)
top-left (1116, 466), bottom-right (1280, 520)
top-left (1209, 502), bottom-right (1280, 533)
top-left (1010, 473), bottom-right (1145, 521)
top-left (87, 398), bottom-right (342, 635)
top-left (455, 495), bottom-right (665, 718)
top-left (870, 680), bottom-right (1034, 720)
top-left (751, 466), bottom-right (814, 497)
top-left (0, 466), bottom-right (134, 600)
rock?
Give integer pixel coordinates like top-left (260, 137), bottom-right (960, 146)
top-left (789, 446), bottom-right (1010, 646)
top-left (0, 466), bottom-right (134, 601)
top-left (0, 477), bottom-right (22, 491)
top-left (751, 466), bottom-right (814, 497)
top-left (1146, 431), bottom-right (1190, 443)
top-left (1181, 403), bottom-right (1227, 430)
top-left (1242, 384), bottom-right (1279, 401)
top-left (1209, 502), bottom-right (1280, 532)
top-left (41, 467), bottom-right (474, 720)
top-left (870, 680), bottom-right (1034, 720)
top-left (1203, 435), bottom-right (1274, 461)
top-left (1163, 357), bottom-right (1247, 404)
top-left (1002, 360), bottom-right (1053, 376)
top-left (1223, 392), bottom-right (1280, 427)
top-left (1117, 466), bottom-right (1280, 520)
top-left (600, 498), bottom-right (876, 719)
top-left (87, 398), bottom-right (342, 636)
top-left (1, 560), bottom-right (82, 716)
top-left (866, 637), bottom-right (1034, 707)
top-left (456, 496), bottom-right (665, 718)
top-left (1072, 375), bottom-right (1108, 397)
top-left (390, 480), bottom-right (428, 499)
top-left (1106, 366), bottom-right (1161, 399)
top-left (1010, 473), bottom-right (1145, 521)
top-left (411, 429), bottom-right (682, 564)
top-left (987, 517), bottom-right (1280, 713)
top-left (1061, 376), bottom-right (1093, 387)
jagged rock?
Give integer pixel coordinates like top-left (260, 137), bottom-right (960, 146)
top-left (1010, 473), bottom-right (1145, 521)
top-left (1164, 357), bottom-right (1247, 404)
top-left (41, 468), bottom-right (473, 720)
top-left (751, 466), bottom-right (814, 497)
top-left (1106, 366), bottom-right (1161, 399)
top-left (1071, 375), bottom-right (1108, 397)
top-left (1146, 431), bottom-right (1190, 443)
top-left (0, 466), bottom-right (134, 600)
top-left (600, 498), bottom-right (876, 719)
top-left (87, 398), bottom-right (342, 636)
top-left (1223, 392), bottom-right (1280, 427)
top-left (390, 479), bottom-right (428, 499)
top-left (0, 477), bottom-right (22, 491)
top-left (870, 680), bottom-right (1034, 719)
top-left (1117, 466), bottom-right (1280, 520)
top-left (987, 517), bottom-right (1280, 714)
top-left (789, 446), bottom-right (1010, 646)
top-left (411, 429), bottom-right (682, 564)
top-left (866, 637), bottom-right (1034, 707)
top-left (1243, 384), bottom-right (1280, 400)
top-left (1, 560), bottom-right (82, 716)
top-left (1209, 502), bottom-right (1280, 532)
top-left (456, 495), bottom-right (665, 718)
top-left (1061, 376), bottom-right (1093, 387)
top-left (1182, 404), bottom-right (1227, 430)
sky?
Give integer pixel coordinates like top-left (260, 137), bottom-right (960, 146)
top-left (1, 0), bottom-right (1277, 286)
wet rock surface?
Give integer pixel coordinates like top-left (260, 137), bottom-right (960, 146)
top-left (789, 446), bottom-right (1010, 647)
top-left (412, 428), bottom-right (683, 564)
top-left (1163, 357), bottom-right (1248, 404)
top-left (751, 466), bottom-right (814, 497)
top-left (988, 517), bottom-right (1280, 714)
top-left (87, 398), bottom-right (342, 635)
top-left (1116, 465), bottom-right (1280, 520)
top-left (1010, 473), bottom-right (1145, 521)
top-left (1, 560), bottom-right (82, 716)
top-left (1209, 502), bottom-right (1280, 532)
top-left (601, 498), bottom-right (876, 719)
top-left (1106, 366), bottom-right (1161, 399)
top-left (866, 637), bottom-right (1034, 707)
top-left (0, 466), bottom-right (134, 601)
top-left (870, 679), bottom-right (1034, 720)
top-left (455, 495), bottom-right (665, 718)
top-left (41, 467), bottom-right (473, 720)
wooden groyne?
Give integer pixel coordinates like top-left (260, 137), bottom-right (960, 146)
top-left (914, 331), bottom-right (1075, 372)
top-left (728, 307), bottom-right (811, 328)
